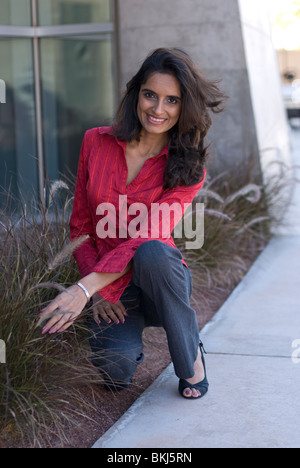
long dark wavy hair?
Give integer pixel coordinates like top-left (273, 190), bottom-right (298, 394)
top-left (113, 48), bottom-right (226, 190)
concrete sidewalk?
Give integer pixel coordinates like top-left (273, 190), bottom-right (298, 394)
top-left (93, 131), bottom-right (300, 449)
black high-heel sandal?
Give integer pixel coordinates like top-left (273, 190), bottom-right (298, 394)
top-left (178, 340), bottom-right (209, 400)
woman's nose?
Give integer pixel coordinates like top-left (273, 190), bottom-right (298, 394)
top-left (153, 99), bottom-right (165, 115)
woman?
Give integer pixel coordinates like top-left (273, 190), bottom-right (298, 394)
top-left (39, 48), bottom-right (225, 399)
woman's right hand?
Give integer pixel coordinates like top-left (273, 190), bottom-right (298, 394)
top-left (92, 293), bottom-right (128, 325)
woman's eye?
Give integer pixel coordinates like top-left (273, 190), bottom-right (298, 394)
top-left (144, 92), bottom-right (156, 99)
top-left (167, 97), bottom-right (178, 104)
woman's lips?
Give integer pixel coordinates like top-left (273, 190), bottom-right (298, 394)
top-left (146, 114), bottom-right (167, 125)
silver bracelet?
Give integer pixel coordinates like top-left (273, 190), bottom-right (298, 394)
top-left (76, 282), bottom-right (91, 301)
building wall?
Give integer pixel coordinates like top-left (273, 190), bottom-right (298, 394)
top-left (116, 0), bottom-right (291, 184)
top-left (238, 0), bottom-right (291, 181)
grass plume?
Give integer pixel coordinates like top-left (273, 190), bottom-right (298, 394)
top-left (47, 235), bottom-right (90, 272)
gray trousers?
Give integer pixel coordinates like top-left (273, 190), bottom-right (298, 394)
top-left (88, 240), bottom-right (200, 390)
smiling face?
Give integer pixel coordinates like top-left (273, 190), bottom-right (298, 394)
top-left (137, 72), bottom-right (182, 138)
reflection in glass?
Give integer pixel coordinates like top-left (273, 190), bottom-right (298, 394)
top-left (0, 0), bottom-right (31, 26)
top-left (0, 39), bottom-right (38, 205)
top-left (39, 34), bottom-right (115, 182)
top-left (37, 0), bottom-right (111, 26)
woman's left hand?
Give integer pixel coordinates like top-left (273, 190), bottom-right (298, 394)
top-left (39, 284), bottom-right (88, 335)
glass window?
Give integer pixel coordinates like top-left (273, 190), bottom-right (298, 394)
top-left (39, 34), bottom-right (115, 182)
top-left (37, 0), bottom-right (111, 26)
top-left (0, 1), bottom-right (116, 205)
top-left (0, 39), bottom-right (38, 206)
top-left (0, 0), bottom-right (32, 26)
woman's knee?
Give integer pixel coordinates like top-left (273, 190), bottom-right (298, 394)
top-left (90, 346), bottom-right (144, 390)
top-left (133, 240), bottom-right (180, 274)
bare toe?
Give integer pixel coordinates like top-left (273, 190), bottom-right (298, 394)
top-left (183, 388), bottom-right (193, 398)
top-left (191, 388), bottom-right (201, 398)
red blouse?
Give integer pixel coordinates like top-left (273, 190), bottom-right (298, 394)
top-left (69, 127), bottom-right (206, 303)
